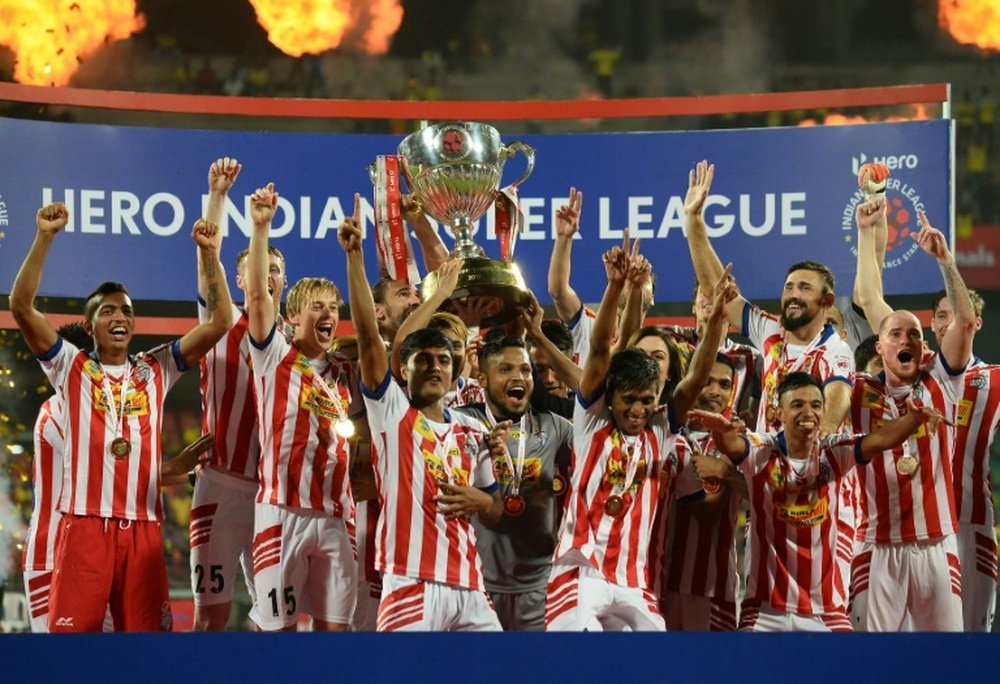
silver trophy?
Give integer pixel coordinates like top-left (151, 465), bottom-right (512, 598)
top-left (376, 121), bottom-right (535, 327)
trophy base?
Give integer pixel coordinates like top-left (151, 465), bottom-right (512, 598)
top-left (422, 258), bottom-right (529, 328)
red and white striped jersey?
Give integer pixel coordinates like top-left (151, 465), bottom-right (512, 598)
top-left (23, 397), bottom-right (64, 572)
top-left (661, 432), bottom-right (743, 602)
top-left (738, 431), bottom-right (862, 615)
top-left (198, 302), bottom-right (261, 479)
top-left (567, 305), bottom-right (596, 368)
top-left (443, 376), bottom-right (486, 409)
top-left (952, 362), bottom-right (1000, 527)
top-left (743, 303), bottom-right (854, 435)
top-left (850, 354), bottom-right (965, 543)
top-left (249, 325), bottom-right (356, 517)
top-left (664, 326), bottom-right (760, 416)
top-left (362, 372), bottom-right (496, 591)
top-left (38, 337), bottom-right (186, 521)
top-left (554, 392), bottom-right (687, 589)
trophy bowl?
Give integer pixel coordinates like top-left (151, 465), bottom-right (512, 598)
top-left (396, 122), bottom-right (535, 327)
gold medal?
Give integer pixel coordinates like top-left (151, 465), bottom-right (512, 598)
top-left (503, 494), bottom-right (526, 517)
top-left (552, 474), bottom-right (566, 495)
top-left (604, 494), bottom-right (625, 517)
top-left (109, 437), bottom-right (132, 460)
top-left (335, 419), bottom-right (355, 438)
top-left (896, 454), bottom-right (919, 476)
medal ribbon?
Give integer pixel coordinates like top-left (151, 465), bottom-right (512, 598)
top-left (308, 359), bottom-right (351, 433)
top-left (98, 358), bottom-right (131, 452)
top-left (374, 155), bottom-right (420, 284)
top-left (494, 185), bottom-right (522, 262)
top-left (425, 418), bottom-right (460, 485)
top-left (483, 403), bottom-right (530, 496)
top-left (613, 431), bottom-right (645, 496)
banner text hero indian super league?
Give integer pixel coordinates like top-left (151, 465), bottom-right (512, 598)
top-left (0, 118), bottom-right (950, 304)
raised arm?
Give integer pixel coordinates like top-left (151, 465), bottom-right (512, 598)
top-left (547, 187), bottom-right (584, 323)
top-left (390, 258), bottom-right (464, 378)
top-left (340, 193), bottom-right (387, 390)
top-left (673, 266), bottom-right (737, 423)
top-left (403, 196), bottom-right (450, 273)
top-left (9, 203), bottom-right (65, 355)
top-left (178, 219), bottom-right (234, 367)
top-left (245, 183), bottom-right (279, 343)
top-left (916, 210), bottom-right (975, 370)
top-left (579, 231), bottom-right (633, 400)
top-left (853, 194), bottom-right (893, 332)
top-left (684, 161), bottom-right (745, 330)
top-left (688, 409), bottom-right (747, 461)
top-left (199, 157), bottom-right (241, 299)
top-left (522, 291), bottom-right (581, 392)
top-left (613, 252), bottom-right (651, 356)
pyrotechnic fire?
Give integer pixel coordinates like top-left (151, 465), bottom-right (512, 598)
top-left (938, 0), bottom-right (1000, 51)
top-left (798, 104), bottom-right (931, 127)
top-left (248, 0), bottom-right (403, 56)
top-left (0, 0), bottom-right (144, 86)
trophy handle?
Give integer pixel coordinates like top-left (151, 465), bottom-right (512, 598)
top-left (367, 161), bottom-right (378, 185)
top-left (501, 142), bottom-right (535, 188)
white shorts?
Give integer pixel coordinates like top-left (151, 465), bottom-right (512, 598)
top-left (23, 569), bottom-right (53, 632)
top-left (545, 563), bottom-right (664, 632)
top-left (739, 602), bottom-right (852, 632)
top-left (850, 535), bottom-right (963, 632)
top-left (190, 467), bottom-right (257, 606)
top-left (348, 499), bottom-right (382, 632)
top-left (251, 503), bottom-right (357, 631)
top-left (662, 591), bottom-right (738, 632)
top-left (376, 574), bottom-right (501, 632)
top-left (956, 522), bottom-right (998, 632)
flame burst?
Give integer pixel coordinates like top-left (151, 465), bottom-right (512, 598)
top-left (0, 1), bottom-right (144, 86)
top-left (798, 104), bottom-right (931, 127)
top-left (249, 0), bottom-right (403, 56)
top-left (939, 0), bottom-right (1000, 51)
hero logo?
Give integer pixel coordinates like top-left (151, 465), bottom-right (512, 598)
top-left (851, 152), bottom-right (919, 176)
top-left (842, 153), bottom-right (925, 271)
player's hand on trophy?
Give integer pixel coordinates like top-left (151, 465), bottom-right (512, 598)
top-left (603, 228), bottom-right (635, 286)
top-left (520, 291), bottom-right (545, 340)
top-left (913, 209), bottom-right (951, 263)
top-left (684, 159), bottom-right (715, 217)
top-left (337, 193), bottom-right (363, 253)
top-left (250, 182), bottom-right (278, 227)
top-left (554, 186), bottom-right (583, 238)
top-left (433, 257), bottom-right (466, 298)
top-left (855, 193), bottom-right (887, 233)
top-left (36, 202), bottom-right (69, 237)
top-left (401, 194), bottom-right (428, 226)
top-left (192, 218), bottom-right (222, 252)
top-left (465, 334), bottom-right (483, 378)
top-left (208, 156), bottom-right (241, 195)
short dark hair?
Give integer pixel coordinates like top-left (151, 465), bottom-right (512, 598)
top-left (713, 352), bottom-right (736, 374)
top-left (854, 334), bottom-right (880, 372)
top-left (57, 322), bottom-right (92, 351)
top-left (606, 348), bottom-right (661, 399)
top-left (777, 371), bottom-right (823, 402)
top-left (398, 328), bottom-right (458, 380)
top-left (540, 318), bottom-right (573, 354)
top-left (930, 289), bottom-right (985, 318)
top-left (786, 261), bottom-right (835, 294)
top-left (480, 336), bottom-right (528, 371)
top-left (83, 282), bottom-right (129, 322)
top-left (371, 276), bottom-right (415, 305)
top-left (626, 326), bottom-right (681, 403)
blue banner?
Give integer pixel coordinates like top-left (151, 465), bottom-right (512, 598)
top-left (0, 117), bottom-right (950, 305)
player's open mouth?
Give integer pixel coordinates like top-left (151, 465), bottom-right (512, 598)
top-left (797, 419), bottom-right (817, 430)
top-left (897, 351), bottom-right (914, 363)
top-left (316, 323), bottom-right (334, 336)
top-left (506, 385), bottom-right (526, 400)
top-left (110, 325), bottom-right (128, 339)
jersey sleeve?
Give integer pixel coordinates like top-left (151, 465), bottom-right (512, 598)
top-left (929, 350), bottom-right (968, 404)
top-left (821, 336), bottom-right (855, 387)
top-left (822, 432), bottom-right (864, 473)
top-left (36, 336), bottom-right (79, 392)
top-left (247, 321), bottom-right (289, 378)
top-left (735, 432), bottom-right (773, 477)
top-left (741, 301), bottom-right (781, 349)
top-left (360, 370), bottom-right (409, 435)
top-left (143, 339), bottom-right (188, 392)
